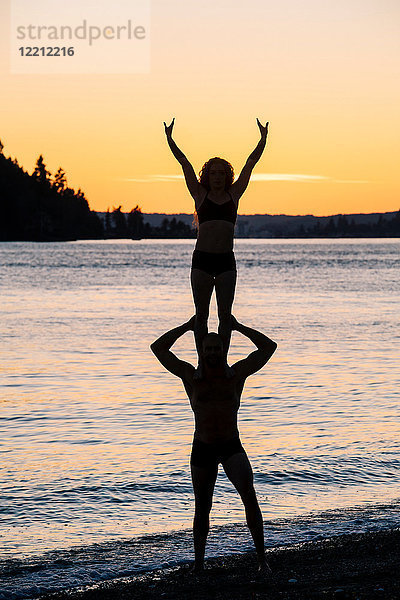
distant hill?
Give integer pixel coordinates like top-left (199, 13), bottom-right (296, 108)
top-left (97, 210), bottom-right (400, 238)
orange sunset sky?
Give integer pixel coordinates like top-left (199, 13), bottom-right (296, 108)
top-left (1, 0), bottom-right (399, 216)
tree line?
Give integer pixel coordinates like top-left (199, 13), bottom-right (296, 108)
top-left (0, 139), bottom-right (194, 241)
top-left (1, 138), bottom-right (398, 240)
top-left (293, 213), bottom-right (400, 238)
top-left (104, 207), bottom-right (195, 239)
top-left (0, 140), bottom-right (103, 241)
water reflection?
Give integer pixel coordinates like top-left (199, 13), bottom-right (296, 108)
top-left (1, 239), bottom-right (399, 557)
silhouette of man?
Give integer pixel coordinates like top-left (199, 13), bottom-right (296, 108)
top-left (150, 315), bottom-right (277, 572)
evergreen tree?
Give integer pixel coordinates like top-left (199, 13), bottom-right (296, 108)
top-left (127, 205), bottom-right (144, 238)
top-left (52, 167), bottom-right (67, 193)
top-left (0, 141), bottom-right (103, 240)
top-left (33, 154), bottom-right (51, 185)
top-left (160, 218), bottom-right (169, 234)
top-left (112, 205), bottom-right (128, 237)
top-left (105, 208), bottom-right (112, 237)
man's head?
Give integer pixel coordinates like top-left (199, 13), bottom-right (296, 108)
top-left (201, 332), bottom-right (224, 368)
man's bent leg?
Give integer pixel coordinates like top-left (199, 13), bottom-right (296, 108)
top-left (190, 463), bottom-right (218, 571)
top-left (222, 452), bottom-right (271, 572)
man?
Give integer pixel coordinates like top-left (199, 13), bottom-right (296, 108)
top-left (150, 315), bottom-right (277, 573)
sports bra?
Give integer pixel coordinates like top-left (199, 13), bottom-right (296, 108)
top-left (197, 191), bottom-right (237, 225)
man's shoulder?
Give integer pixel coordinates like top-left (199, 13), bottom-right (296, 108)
top-left (179, 361), bottom-right (196, 381)
top-left (230, 361), bottom-right (246, 378)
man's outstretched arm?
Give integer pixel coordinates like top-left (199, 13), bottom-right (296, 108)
top-left (150, 317), bottom-right (196, 380)
top-left (231, 315), bottom-right (277, 379)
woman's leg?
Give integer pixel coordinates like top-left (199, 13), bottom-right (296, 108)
top-left (214, 269), bottom-right (237, 362)
top-left (191, 268), bottom-right (215, 361)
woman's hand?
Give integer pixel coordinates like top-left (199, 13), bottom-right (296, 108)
top-left (256, 118), bottom-right (268, 140)
top-left (164, 118), bottom-right (175, 138)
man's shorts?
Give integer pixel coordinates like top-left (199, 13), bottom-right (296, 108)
top-left (190, 437), bottom-right (246, 469)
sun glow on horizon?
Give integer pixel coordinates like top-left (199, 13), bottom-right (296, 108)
top-left (0, 0), bottom-right (399, 216)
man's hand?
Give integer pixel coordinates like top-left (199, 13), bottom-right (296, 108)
top-left (256, 118), bottom-right (268, 140)
top-left (164, 118), bottom-right (175, 138)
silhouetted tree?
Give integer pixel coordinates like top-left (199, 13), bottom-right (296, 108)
top-left (160, 218), bottom-right (169, 234)
top-left (33, 155), bottom-right (51, 185)
top-left (0, 141), bottom-right (103, 240)
top-left (127, 205), bottom-right (144, 238)
top-left (112, 205), bottom-right (128, 237)
top-left (52, 167), bottom-right (67, 193)
top-left (144, 216), bottom-right (195, 238)
top-left (105, 208), bottom-right (112, 237)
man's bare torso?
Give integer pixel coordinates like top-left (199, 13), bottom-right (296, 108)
top-left (183, 369), bottom-right (245, 443)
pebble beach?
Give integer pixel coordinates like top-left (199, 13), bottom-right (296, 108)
top-left (42, 528), bottom-right (400, 600)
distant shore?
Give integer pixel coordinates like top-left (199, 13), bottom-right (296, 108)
top-left (42, 528), bottom-right (399, 600)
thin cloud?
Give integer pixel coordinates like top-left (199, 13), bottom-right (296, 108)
top-left (121, 175), bottom-right (184, 182)
top-left (333, 179), bottom-right (370, 184)
top-left (251, 173), bottom-right (327, 182)
top-left (252, 174), bottom-right (369, 183)
top-left (119, 173), bottom-right (369, 184)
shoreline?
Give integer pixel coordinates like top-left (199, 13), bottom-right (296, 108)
top-left (42, 528), bottom-right (400, 600)
top-left (2, 235), bottom-right (400, 242)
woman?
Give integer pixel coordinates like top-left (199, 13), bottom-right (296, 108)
top-left (164, 118), bottom-right (268, 368)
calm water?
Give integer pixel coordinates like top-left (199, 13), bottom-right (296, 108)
top-left (1, 239), bottom-right (399, 597)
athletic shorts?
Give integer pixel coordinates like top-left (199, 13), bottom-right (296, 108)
top-left (191, 249), bottom-right (236, 277)
top-left (190, 437), bottom-right (246, 469)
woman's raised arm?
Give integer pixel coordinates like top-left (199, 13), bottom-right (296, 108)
top-left (231, 119), bottom-right (269, 200)
top-left (164, 118), bottom-right (200, 200)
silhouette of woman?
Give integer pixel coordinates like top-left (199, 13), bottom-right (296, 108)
top-left (164, 118), bottom-right (268, 368)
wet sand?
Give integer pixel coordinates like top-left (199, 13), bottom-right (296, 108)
top-left (42, 528), bottom-right (399, 600)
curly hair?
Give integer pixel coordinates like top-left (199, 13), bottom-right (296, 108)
top-left (198, 157), bottom-right (234, 191)
top-left (193, 157), bottom-right (235, 229)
